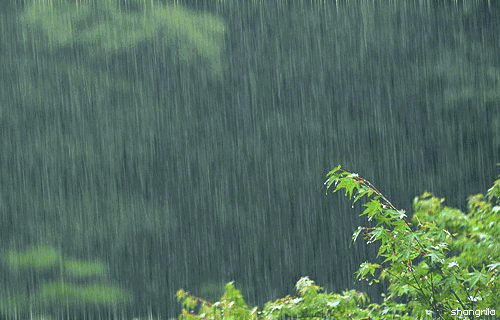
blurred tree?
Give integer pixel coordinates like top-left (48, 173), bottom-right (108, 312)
top-left (0, 245), bottom-right (131, 319)
top-left (19, 0), bottom-right (226, 76)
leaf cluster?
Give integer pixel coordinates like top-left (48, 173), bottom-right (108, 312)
top-left (176, 165), bottom-right (500, 319)
top-left (325, 166), bottom-right (500, 319)
top-left (176, 277), bottom-right (369, 320)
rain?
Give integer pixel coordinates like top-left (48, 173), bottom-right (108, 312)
top-left (0, 0), bottom-right (499, 319)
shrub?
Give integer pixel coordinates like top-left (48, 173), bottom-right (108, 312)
top-left (176, 165), bottom-right (500, 319)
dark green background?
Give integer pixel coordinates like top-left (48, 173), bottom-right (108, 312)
top-left (1, 0), bottom-right (499, 318)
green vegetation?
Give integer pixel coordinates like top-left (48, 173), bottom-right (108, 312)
top-left (63, 259), bottom-right (107, 277)
top-left (0, 245), bottom-right (131, 319)
top-left (4, 245), bottom-right (60, 269)
top-left (19, 0), bottom-right (226, 76)
top-left (176, 166), bottom-right (500, 319)
top-left (36, 282), bottom-right (129, 305)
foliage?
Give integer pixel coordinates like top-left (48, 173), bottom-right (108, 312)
top-left (0, 245), bottom-right (131, 319)
top-left (176, 277), bottom-right (368, 319)
top-left (19, 0), bottom-right (226, 76)
top-left (4, 245), bottom-right (60, 269)
top-left (176, 165), bottom-right (500, 319)
top-left (35, 282), bottom-right (130, 305)
top-left (63, 259), bottom-right (107, 277)
top-left (325, 165), bottom-right (500, 318)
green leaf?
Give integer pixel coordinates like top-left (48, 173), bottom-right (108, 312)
top-left (353, 185), bottom-right (375, 204)
top-left (388, 209), bottom-right (406, 220)
top-left (343, 179), bottom-right (359, 200)
top-left (487, 261), bottom-right (500, 271)
top-left (356, 262), bottom-right (379, 279)
top-left (367, 227), bottom-right (386, 244)
top-left (424, 249), bottom-right (445, 264)
top-left (468, 266), bottom-right (490, 288)
top-left (351, 226), bottom-right (365, 244)
top-left (362, 199), bottom-right (384, 218)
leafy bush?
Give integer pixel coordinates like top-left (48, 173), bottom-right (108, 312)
top-left (176, 279), bottom-right (368, 319)
top-left (176, 165), bottom-right (500, 319)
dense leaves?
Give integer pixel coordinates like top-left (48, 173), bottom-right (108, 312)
top-left (176, 166), bottom-right (500, 319)
top-left (326, 167), bottom-right (500, 318)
